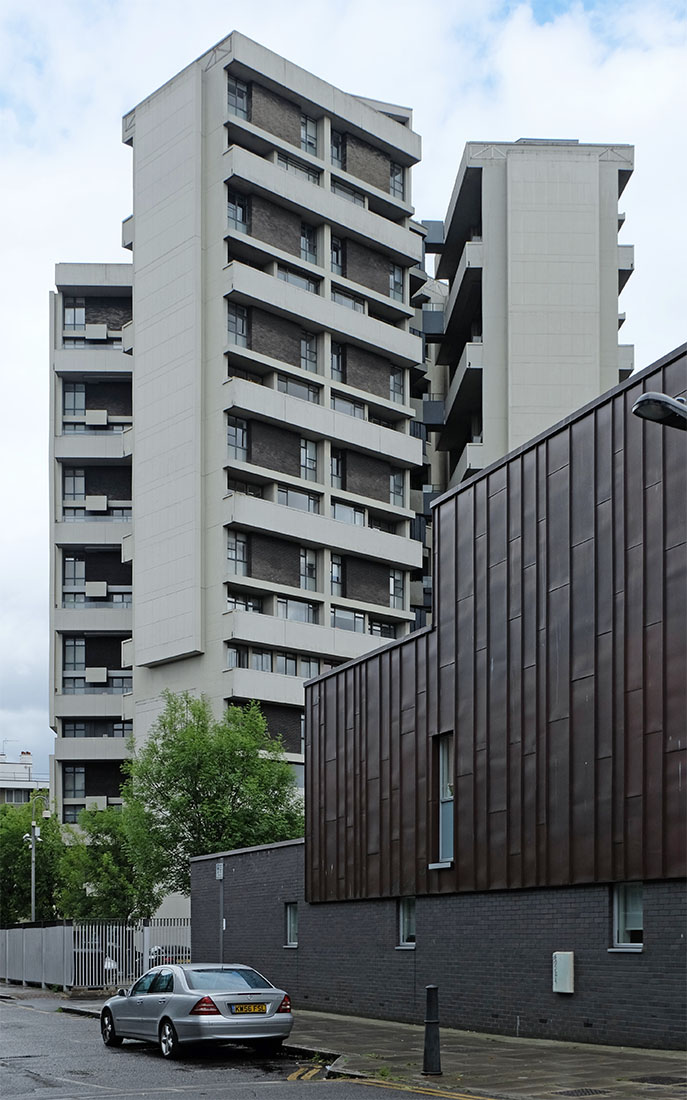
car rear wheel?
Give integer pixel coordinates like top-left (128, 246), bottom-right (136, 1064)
top-left (101, 1010), bottom-right (123, 1047)
top-left (159, 1019), bottom-right (179, 1059)
top-left (252, 1037), bottom-right (283, 1056)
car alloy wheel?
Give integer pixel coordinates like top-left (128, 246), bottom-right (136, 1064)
top-left (159, 1019), bottom-right (179, 1059)
top-left (101, 1010), bottom-right (123, 1047)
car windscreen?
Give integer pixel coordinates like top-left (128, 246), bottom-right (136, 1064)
top-left (185, 968), bottom-right (272, 991)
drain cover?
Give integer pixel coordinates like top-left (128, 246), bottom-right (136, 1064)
top-left (555, 1091), bottom-right (610, 1097)
top-left (630, 1076), bottom-right (687, 1086)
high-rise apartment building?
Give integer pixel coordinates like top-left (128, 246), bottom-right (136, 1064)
top-left (421, 139), bottom-right (634, 484)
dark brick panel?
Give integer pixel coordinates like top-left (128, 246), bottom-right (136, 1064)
top-left (191, 845), bottom-right (686, 1050)
top-left (84, 468), bottom-right (131, 499)
top-left (82, 636), bottom-right (126, 667)
top-left (250, 84), bottom-right (301, 147)
top-left (346, 452), bottom-right (390, 501)
top-left (260, 705), bottom-right (303, 754)
top-left (345, 240), bottom-right (389, 297)
top-left (250, 421), bottom-right (300, 476)
top-left (250, 196), bottom-right (301, 257)
top-left (344, 135), bottom-right (390, 192)
top-left (345, 558), bottom-right (390, 606)
top-left (85, 297), bottom-right (131, 329)
top-left (84, 551), bottom-right (131, 586)
top-left (252, 309), bottom-right (302, 366)
top-left (251, 535), bottom-right (299, 587)
top-left (345, 345), bottom-right (391, 399)
top-left (85, 381), bottom-right (131, 415)
top-left (84, 761), bottom-right (125, 799)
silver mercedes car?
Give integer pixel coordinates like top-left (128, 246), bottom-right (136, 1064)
top-left (100, 963), bottom-right (293, 1058)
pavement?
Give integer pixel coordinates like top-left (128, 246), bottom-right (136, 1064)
top-left (1, 983), bottom-right (685, 1099)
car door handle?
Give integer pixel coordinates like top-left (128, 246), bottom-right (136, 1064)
top-left (157, 998), bottom-right (167, 1004)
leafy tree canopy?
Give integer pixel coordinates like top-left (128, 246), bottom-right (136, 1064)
top-left (0, 794), bottom-right (64, 924)
top-left (122, 693), bottom-right (304, 895)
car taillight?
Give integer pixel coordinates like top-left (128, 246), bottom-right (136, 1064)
top-left (190, 996), bottom-right (220, 1015)
top-left (277, 994), bottom-right (291, 1014)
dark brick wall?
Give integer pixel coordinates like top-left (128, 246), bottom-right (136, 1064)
top-left (260, 705), bottom-right (303, 754)
top-left (252, 308), bottom-right (302, 366)
top-left (346, 558), bottom-right (390, 606)
top-left (83, 635), bottom-right (126, 667)
top-left (251, 535), bottom-right (300, 587)
top-left (191, 844), bottom-right (687, 1050)
top-left (84, 761), bottom-right (125, 799)
top-left (345, 345), bottom-right (391, 399)
top-left (345, 240), bottom-right (389, 297)
top-left (346, 452), bottom-right (390, 501)
top-left (344, 135), bottom-right (390, 192)
top-left (84, 467), bottom-right (131, 499)
top-left (85, 381), bottom-right (131, 415)
top-left (250, 84), bottom-right (301, 147)
top-left (85, 297), bottom-right (131, 329)
top-left (84, 551), bottom-right (131, 586)
top-left (250, 422), bottom-right (300, 476)
top-left (251, 196), bottom-right (301, 257)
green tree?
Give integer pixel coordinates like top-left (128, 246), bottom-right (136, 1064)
top-left (0, 795), bottom-right (65, 924)
top-left (122, 693), bottom-right (304, 895)
top-left (58, 805), bottom-right (165, 920)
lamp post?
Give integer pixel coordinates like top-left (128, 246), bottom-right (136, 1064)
top-left (23, 794), bottom-right (51, 922)
top-left (631, 391), bottom-right (687, 431)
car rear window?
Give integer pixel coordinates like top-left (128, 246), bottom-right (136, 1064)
top-left (185, 968), bottom-right (272, 991)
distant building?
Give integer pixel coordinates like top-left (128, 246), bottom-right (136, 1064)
top-left (0, 752), bottom-right (42, 805)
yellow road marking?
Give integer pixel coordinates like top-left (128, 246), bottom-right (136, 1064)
top-left (302, 1066), bottom-right (321, 1079)
top-left (347, 1078), bottom-right (501, 1099)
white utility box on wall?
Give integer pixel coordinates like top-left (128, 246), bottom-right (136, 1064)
top-left (552, 951), bottom-right (575, 993)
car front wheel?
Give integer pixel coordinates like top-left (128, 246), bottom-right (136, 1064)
top-left (159, 1019), bottom-right (179, 1059)
top-left (101, 1010), bottom-right (123, 1047)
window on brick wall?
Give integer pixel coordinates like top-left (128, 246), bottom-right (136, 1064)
top-left (390, 568), bottom-right (404, 609)
top-left (275, 652), bottom-right (297, 676)
top-left (330, 449), bottom-right (344, 489)
top-left (63, 382), bottom-right (85, 415)
top-left (369, 619), bottom-right (396, 638)
top-left (227, 189), bottom-right (249, 233)
top-left (277, 485), bottom-right (320, 513)
top-left (330, 553), bottom-right (344, 596)
top-left (300, 547), bottom-right (317, 590)
top-left (64, 297), bottom-right (85, 331)
top-left (331, 606), bottom-right (364, 633)
top-left (613, 884), bottom-right (643, 948)
top-left (300, 115), bottom-right (317, 156)
top-left (398, 897), bottom-right (415, 945)
top-left (227, 75), bottom-right (249, 119)
top-left (64, 765), bottom-right (85, 799)
top-left (278, 266), bottom-right (319, 294)
top-left (331, 236), bottom-right (343, 275)
top-left (331, 342), bottom-right (345, 382)
top-left (227, 530), bottom-right (248, 576)
top-left (332, 288), bottom-right (364, 312)
top-left (227, 302), bottom-right (249, 347)
top-left (331, 130), bottom-right (345, 168)
top-left (437, 732), bottom-right (454, 863)
top-left (278, 375), bottom-right (320, 404)
top-left (285, 902), bottom-right (299, 946)
top-left (300, 332), bottom-right (318, 372)
top-left (389, 161), bottom-right (405, 200)
top-left (277, 153), bottom-right (321, 185)
top-left (277, 597), bottom-right (318, 624)
top-left (389, 263), bottom-right (404, 302)
top-left (300, 223), bottom-right (317, 264)
top-left (251, 649), bottom-right (273, 672)
top-left (227, 416), bottom-right (248, 461)
top-left (390, 470), bottom-right (404, 506)
top-left (300, 438), bottom-right (318, 481)
top-left (332, 393), bottom-right (365, 419)
top-left (331, 179), bottom-right (364, 206)
top-left (389, 366), bottom-right (404, 404)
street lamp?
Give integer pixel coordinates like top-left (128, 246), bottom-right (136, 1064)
top-left (23, 794), bottom-right (51, 923)
top-left (631, 392), bottom-right (687, 431)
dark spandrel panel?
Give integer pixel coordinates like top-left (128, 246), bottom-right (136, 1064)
top-left (665, 750), bottom-right (687, 877)
top-left (548, 716), bottom-right (571, 884)
top-left (547, 464), bottom-right (570, 591)
top-left (571, 540), bottom-right (594, 681)
top-left (644, 484), bottom-right (664, 626)
top-left (570, 675), bottom-right (596, 882)
top-left (488, 485), bottom-right (507, 568)
top-left (570, 415), bottom-right (595, 547)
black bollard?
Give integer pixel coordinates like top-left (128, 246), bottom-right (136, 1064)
top-left (422, 984), bottom-right (442, 1075)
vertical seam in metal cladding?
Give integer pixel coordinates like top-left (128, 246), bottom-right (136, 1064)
top-left (641, 388), bottom-right (648, 881)
top-left (540, 440), bottom-right (548, 886)
top-left (505, 461), bottom-right (511, 888)
top-left (592, 410), bottom-right (599, 883)
top-left (659, 366), bottom-right (667, 879)
top-left (566, 426), bottom-right (573, 884)
top-left (616, 392), bottom-right (626, 881)
top-left (470, 487), bottom-right (478, 892)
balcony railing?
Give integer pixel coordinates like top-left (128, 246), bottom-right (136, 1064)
top-left (61, 671), bottom-right (133, 695)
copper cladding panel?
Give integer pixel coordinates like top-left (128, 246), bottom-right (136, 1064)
top-left (306, 348), bottom-right (687, 902)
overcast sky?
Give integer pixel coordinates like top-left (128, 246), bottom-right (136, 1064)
top-left (1, 0), bottom-right (685, 777)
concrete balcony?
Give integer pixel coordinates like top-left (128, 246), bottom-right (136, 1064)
top-left (54, 432), bottom-right (130, 461)
top-left (224, 378), bottom-right (422, 467)
top-left (437, 243), bottom-right (483, 365)
top-left (52, 694), bottom-right (127, 720)
top-left (448, 442), bottom-right (485, 488)
top-left (53, 608), bottom-right (132, 633)
top-left (52, 520), bottom-right (131, 547)
top-left (224, 494), bottom-right (422, 569)
top-left (223, 667), bottom-right (305, 707)
top-left (618, 244), bottom-right (634, 293)
top-left (225, 262), bottom-right (421, 367)
top-left (223, 610), bottom-right (392, 662)
top-left (53, 737), bottom-right (128, 763)
top-left (53, 347), bottom-right (131, 375)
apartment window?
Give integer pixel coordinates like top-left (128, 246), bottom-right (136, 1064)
top-left (390, 470), bottom-right (404, 506)
top-left (300, 114), bottom-right (317, 156)
top-left (300, 656), bottom-right (320, 678)
top-left (277, 266), bottom-right (319, 294)
top-left (285, 902), bottom-right (299, 947)
top-left (64, 467), bottom-right (85, 501)
top-left (227, 416), bottom-right (248, 461)
top-left (227, 364), bottom-right (262, 385)
top-left (330, 554), bottom-right (344, 596)
top-left (369, 620), bottom-right (397, 638)
top-left (62, 722), bottom-right (86, 738)
top-left (300, 547), bottom-right (317, 590)
top-left (331, 130), bottom-right (344, 168)
top-left (331, 606), bottom-right (364, 633)
top-left (613, 884), bottom-right (643, 948)
top-left (300, 223), bottom-right (317, 264)
top-left (331, 179), bottom-right (364, 206)
top-left (438, 732), bottom-right (454, 863)
top-left (251, 649), bottom-right (273, 672)
top-left (277, 486), bottom-right (320, 514)
top-left (332, 394), bottom-right (365, 419)
top-left (330, 449), bottom-right (344, 489)
top-left (277, 597), bottom-right (318, 624)
top-left (227, 530), bottom-right (248, 576)
top-left (331, 341), bottom-right (345, 382)
top-left (227, 477), bottom-right (262, 498)
top-left (64, 296), bottom-right (85, 331)
top-left (332, 501), bottom-right (364, 526)
top-left (300, 332), bottom-right (317, 372)
top-left (275, 653), bottom-right (297, 677)
top-left (389, 366), bottom-right (404, 404)
top-left (64, 765), bottom-right (85, 799)
top-left (301, 439), bottom-right (318, 482)
top-left (226, 645), bottom-right (249, 669)
top-left (390, 568), bottom-right (404, 609)
top-left (64, 555), bottom-right (85, 586)
top-left (64, 637), bottom-right (85, 671)
top-left (227, 189), bottom-right (249, 233)
top-left (389, 263), bottom-right (404, 302)
top-left (63, 382), bottom-right (85, 415)
top-left (399, 897), bottom-right (416, 945)
top-left (227, 75), bottom-right (249, 119)
top-left (278, 375), bottom-right (320, 404)
top-left (4, 789), bottom-right (30, 803)
top-left (389, 161), bottom-right (405, 199)
top-left (63, 804), bottom-right (85, 824)
top-left (226, 592), bottom-right (262, 613)
top-left (227, 302), bottom-right (248, 347)
top-left (332, 288), bottom-right (364, 313)
top-left (330, 236), bottom-right (343, 275)
top-left (300, 712), bottom-right (306, 754)
top-left (277, 154), bottom-right (321, 185)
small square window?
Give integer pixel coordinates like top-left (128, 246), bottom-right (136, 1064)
top-left (399, 897), bottom-right (416, 946)
top-left (613, 883), bottom-right (643, 948)
top-left (285, 902), bottom-right (298, 946)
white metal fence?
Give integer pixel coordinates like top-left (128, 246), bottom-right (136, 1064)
top-left (0, 918), bottom-right (191, 991)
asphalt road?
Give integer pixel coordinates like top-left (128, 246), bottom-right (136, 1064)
top-left (0, 1000), bottom-right (453, 1100)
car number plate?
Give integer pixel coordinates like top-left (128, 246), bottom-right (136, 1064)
top-left (231, 1002), bottom-right (267, 1014)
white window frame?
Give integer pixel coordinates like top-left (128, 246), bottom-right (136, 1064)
top-left (227, 75), bottom-right (249, 119)
top-left (300, 547), bottom-right (317, 590)
top-left (300, 114), bottom-right (317, 156)
top-left (389, 161), bottom-right (405, 200)
top-left (227, 302), bottom-right (248, 347)
top-left (300, 223), bottom-right (317, 264)
top-left (438, 732), bottom-right (454, 864)
top-left (227, 189), bottom-right (249, 233)
top-left (390, 568), bottom-right (404, 609)
top-left (227, 416), bottom-right (248, 461)
top-left (612, 883), bottom-right (643, 949)
top-left (227, 530), bottom-right (248, 576)
top-left (285, 902), bottom-right (299, 947)
top-left (398, 897), bottom-right (416, 947)
top-left (300, 332), bottom-right (317, 372)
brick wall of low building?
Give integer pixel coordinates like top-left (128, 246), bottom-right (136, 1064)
top-left (250, 196), bottom-right (301, 257)
top-left (250, 84), bottom-right (301, 147)
top-left (191, 843), bottom-right (687, 1050)
top-left (252, 309), bottom-right (302, 366)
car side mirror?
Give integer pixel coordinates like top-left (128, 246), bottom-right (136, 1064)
top-left (117, 988), bottom-right (127, 998)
